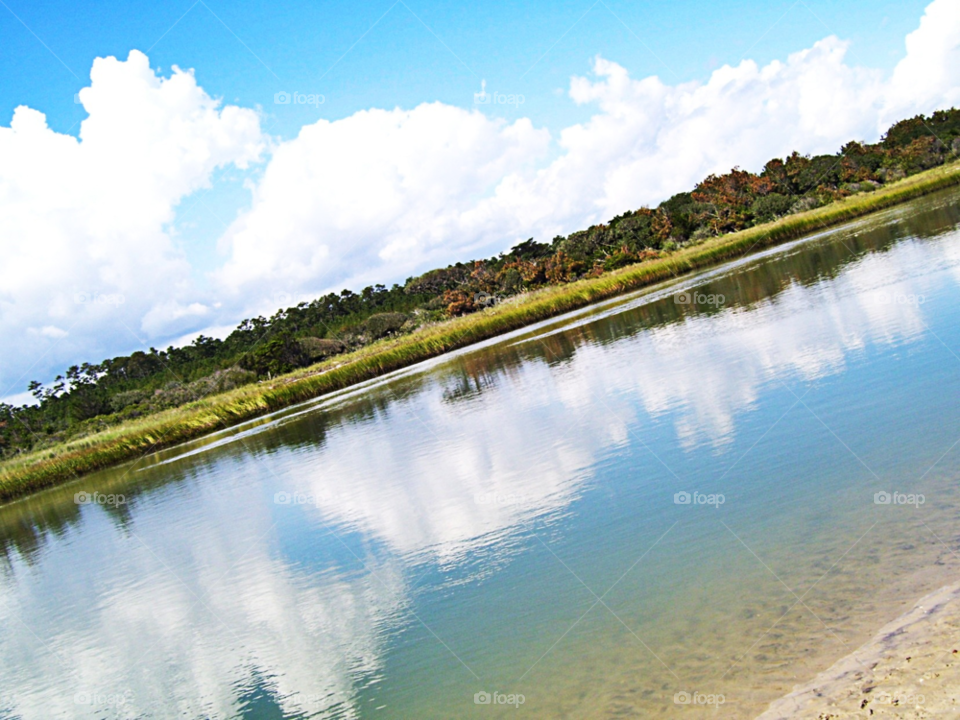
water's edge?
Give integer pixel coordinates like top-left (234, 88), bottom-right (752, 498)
top-left (4, 176), bottom-right (960, 719)
top-left (758, 580), bottom-right (960, 718)
top-left (5, 162), bottom-right (960, 502)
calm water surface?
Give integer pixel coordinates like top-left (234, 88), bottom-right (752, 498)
top-left (5, 189), bottom-right (960, 718)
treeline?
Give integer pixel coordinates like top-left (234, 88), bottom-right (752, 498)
top-left (3, 108), bottom-right (960, 457)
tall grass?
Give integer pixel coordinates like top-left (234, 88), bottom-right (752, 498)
top-left (3, 161), bottom-right (960, 502)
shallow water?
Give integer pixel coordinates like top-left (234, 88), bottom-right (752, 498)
top-left (4, 189), bottom-right (960, 719)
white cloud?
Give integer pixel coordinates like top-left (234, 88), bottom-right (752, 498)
top-left (212, 103), bottom-right (550, 306)
top-left (140, 300), bottom-right (211, 336)
top-left (28, 326), bottom-right (69, 339)
top-left (213, 0), bottom-right (960, 320)
top-left (0, 50), bottom-right (263, 394)
top-left (884, 0), bottom-right (960, 123)
top-left (3, 0), bottom-right (960, 390)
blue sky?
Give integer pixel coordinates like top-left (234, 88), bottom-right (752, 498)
top-left (1, 0), bottom-right (929, 138)
top-left (1, 0), bottom-right (928, 278)
top-left (1, 0), bottom-right (957, 399)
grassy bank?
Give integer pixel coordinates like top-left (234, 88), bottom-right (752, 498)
top-left (3, 160), bottom-right (960, 502)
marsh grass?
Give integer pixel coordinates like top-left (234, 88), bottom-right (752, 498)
top-left (4, 161), bottom-right (960, 502)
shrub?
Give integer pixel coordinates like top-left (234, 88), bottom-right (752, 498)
top-left (603, 251), bottom-right (636, 271)
top-left (789, 196), bottom-right (821, 215)
top-left (751, 193), bottom-right (794, 223)
top-left (109, 389), bottom-right (149, 413)
top-left (298, 337), bottom-right (347, 361)
top-left (405, 266), bottom-right (469, 295)
top-left (239, 334), bottom-right (310, 377)
top-left (203, 368), bottom-right (257, 393)
top-left (364, 312), bottom-right (408, 339)
top-left (499, 267), bottom-right (522, 294)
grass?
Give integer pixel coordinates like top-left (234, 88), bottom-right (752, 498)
top-left (4, 160), bottom-right (960, 502)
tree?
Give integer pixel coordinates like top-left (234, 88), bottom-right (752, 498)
top-left (693, 168), bottom-right (771, 234)
top-left (239, 334), bottom-right (310, 377)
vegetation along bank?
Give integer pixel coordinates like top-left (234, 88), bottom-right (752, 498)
top-left (3, 110), bottom-right (960, 501)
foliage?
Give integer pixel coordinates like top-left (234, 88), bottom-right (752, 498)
top-left (4, 107), bottom-right (960, 462)
top-left (298, 337), bottom-right (347, 361)
top-left (3, 158), bottom-right (960, 500)
top-left (364, 312), bottom-right (409, 339)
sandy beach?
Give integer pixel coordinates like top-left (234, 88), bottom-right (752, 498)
top-left (757, 581), bottom-right (960, 718)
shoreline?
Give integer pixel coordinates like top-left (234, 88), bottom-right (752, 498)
top-left (757, 580), bottom-right (960, 718)
top-left (3, 161), bottom-right (960, 503)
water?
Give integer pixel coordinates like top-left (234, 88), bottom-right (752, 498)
top-left (4, 189), bottom-right (960, 719)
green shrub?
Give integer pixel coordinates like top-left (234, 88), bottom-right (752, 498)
top-left (500, 267), bottom-right (522, 293)
top-left (239, 335), bottom-right (309, 376)
top-left (751, 193), bottom-right (794, 223)
top-left (298, 337), bottom-right (347, 361)
top-left (109, 389), bottom-right (149, 413)
top-left (365, 313), bottom-right (408, 339)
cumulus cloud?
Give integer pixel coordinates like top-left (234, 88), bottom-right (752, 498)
top-left (885, 0), bottom-right (960, 122)
top-left (214, 0), bottom-right (960, 318)
top-left (212, 103), bottom-right (550, 307)
top-left (3, 0), bottom-right (960, 390)
top-left (0, 50), bottom-right (263, 394)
